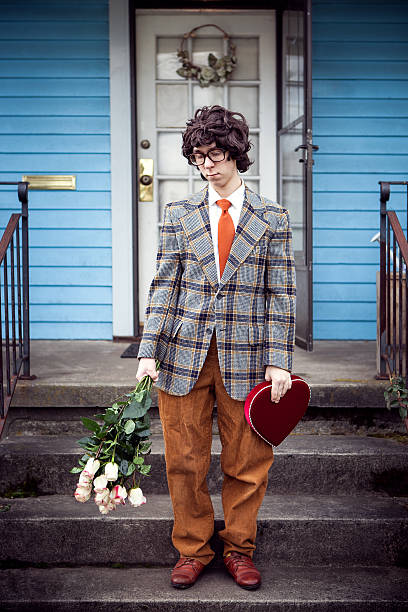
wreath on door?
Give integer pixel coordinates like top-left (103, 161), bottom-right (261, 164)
top-left (176, 24), bottom-right (237, 87)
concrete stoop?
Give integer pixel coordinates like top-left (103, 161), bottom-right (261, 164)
top-left (0, 433), bottom-right (407, 496)
top-left (0, 431), bottom-right (407, 610)
top-left (0, 492), bottom-right (407, 567)
top-left (1, 566), bottom-right (408, 612)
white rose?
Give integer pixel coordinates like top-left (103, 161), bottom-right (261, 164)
top-left (93, 474), bottom-right (108, 492)
top-left (128, 487), bottom-right (146, 507)
top-left (94, 489), bottom-right (110, 505)
top-left (74, 484), bottom-right (92, 503)
top-left (201, 66), bottom-right (215, 80)
top-left (84, 457), bottom-right (100, 475)
top-left (109, 484), bottom-right (127, 506)
top-left (78, 470), bottom-right (92, 486)
top-left (104, 462), bottom-right (119, 481)
top-left (98, 500), bottom-right (115, 514)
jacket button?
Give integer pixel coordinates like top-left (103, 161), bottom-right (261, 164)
top-left (206, 328), bottom-right (212, 334)
top-left (216, 293), bottom-right (223, 300)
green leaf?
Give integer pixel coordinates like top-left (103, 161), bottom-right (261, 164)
top-left (104, 411), bottom-right (119, 425)
top-left (70, 466), bottom-right (83, 474)
top-left (124, 419), bottom-right (136, 434)
top-left (126, 463), bottom-right (136, 476)
top-left (138, 429), bottom-right (151, 439)
top-left (139, 464), bottom-right (151, 475)
top-left (81, 417), bottom-right (101, 433)
top-left (176, 68), bottom-right (187, 78)
top-left (133, 456), bottom-right (144, 465)
top-left (134, 416), bottom-right (149, 431)
top-left (122, 401), bottom-right (147, 420)
top-left (76, 436), bottom-right (94, 450)
top-left (208, 53), bottom-right (217, 67)
top-left (144, 395), bottom-right (152, 411)
top-left (139, 441), bottom-right (151, 453)
top-left (132, 389), bottom-right (146, 402)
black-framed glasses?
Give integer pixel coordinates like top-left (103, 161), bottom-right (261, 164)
top-left (188, 148), bottom-right (227, 166)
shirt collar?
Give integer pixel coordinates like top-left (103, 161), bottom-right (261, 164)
top-left (208, 179), bottom-right (245, 208)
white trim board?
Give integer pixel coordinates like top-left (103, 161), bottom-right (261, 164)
top-left (109, 0), bottom-right (134, 337)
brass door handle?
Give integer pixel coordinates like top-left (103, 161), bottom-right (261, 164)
top-left (139, 158), bottom-right (153, 201)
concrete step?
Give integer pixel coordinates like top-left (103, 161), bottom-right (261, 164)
top-left (1, 433), bottom-right (407, 496)
top-left (4, 403), bottom-right (407, 437)
top-left (1, 565), bottom-right (408, 611)
top-left (1, 493), bottom-right (407, 567)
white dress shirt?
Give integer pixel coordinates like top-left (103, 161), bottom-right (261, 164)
top-left (208, 180), bottom-right (246, 282)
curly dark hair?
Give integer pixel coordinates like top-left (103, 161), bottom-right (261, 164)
top-left (182, 105), bottom-right (253, 173)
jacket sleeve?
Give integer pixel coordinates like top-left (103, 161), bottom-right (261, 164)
top-left (137, 203), bottom-right (182, 361)
top-left (263, 208), bottom-right (296, 370)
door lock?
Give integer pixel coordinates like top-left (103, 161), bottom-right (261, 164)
top-left (140, 175), bottom-right (153, 186)
top-left (139, 158), bottom-right (153, 201)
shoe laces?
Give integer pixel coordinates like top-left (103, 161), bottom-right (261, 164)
top-left (178, 557), bottom-right (199, 567)
top-left (227, 553), bottom-right (253, 570)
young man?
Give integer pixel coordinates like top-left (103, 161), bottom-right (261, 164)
top-left (136, 105), bottom-right (296, 590)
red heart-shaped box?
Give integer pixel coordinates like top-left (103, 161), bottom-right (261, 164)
top-left (244, 375), bottom-right (311, 446)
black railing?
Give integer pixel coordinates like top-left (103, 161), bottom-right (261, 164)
top-left (378, 181), bottom-right (408, 382)
top-left (0, 181), bottom-right (36, 437)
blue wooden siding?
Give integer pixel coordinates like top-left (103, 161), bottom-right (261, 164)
top-left (0, 0), bottom-right (111, 339)
top-left (312, 0), bottom-right (408, 339)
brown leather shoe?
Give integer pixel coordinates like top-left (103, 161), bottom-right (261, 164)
top-left (223, 551), bottom-right (261, 590)
top-left (171, 557), bottom-right (205, 589)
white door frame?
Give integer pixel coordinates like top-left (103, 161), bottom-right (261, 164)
top-left (109, 0), bottom-right (134, 337)
top-left (108, 1), bottom-right (277, 337)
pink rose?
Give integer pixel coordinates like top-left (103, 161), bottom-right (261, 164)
top-left (109, 485), bottom-right (127, 506)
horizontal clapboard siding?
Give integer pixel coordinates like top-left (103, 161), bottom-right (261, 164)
top-left (0, 0), bottom-right (111, 339)
top-left (312, 0), bottom-right (408, 340)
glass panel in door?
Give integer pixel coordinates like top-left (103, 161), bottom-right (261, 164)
top-left (155, 34), bottom-right (260, 225)
top-left (278, 1), bottom-right (315, 350)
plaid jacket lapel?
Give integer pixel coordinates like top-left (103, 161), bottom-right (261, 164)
top-left (219, 186), bottom-right (270, 287)
top-left (179, 187), bottom-right (219, 289)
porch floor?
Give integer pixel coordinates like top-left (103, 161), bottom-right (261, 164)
top-left (7, 339), bottom-right (390, 409)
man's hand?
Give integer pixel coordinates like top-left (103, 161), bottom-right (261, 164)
top-left (265, 365), bottom-right (292, 403)
top-left (136, 358), bottom-right (159, 383)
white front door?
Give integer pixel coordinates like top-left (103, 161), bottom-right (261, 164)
top-left (135, 10), bottom-right (276, 321)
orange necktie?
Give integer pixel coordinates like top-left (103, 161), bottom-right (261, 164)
top-left (216, 199), bottom-right (235, 278)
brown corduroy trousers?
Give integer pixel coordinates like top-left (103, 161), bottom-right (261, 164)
top-left (158, 331), bottom-right (275, 566)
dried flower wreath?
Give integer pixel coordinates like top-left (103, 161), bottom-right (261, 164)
top-left (176, 24), bottom-right (237, 87)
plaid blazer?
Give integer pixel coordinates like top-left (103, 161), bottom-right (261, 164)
top-left (137, 185), bottom-right (296, 401)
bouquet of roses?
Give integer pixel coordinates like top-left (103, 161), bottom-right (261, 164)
top-left (70, 361), bottom-right (159, 514)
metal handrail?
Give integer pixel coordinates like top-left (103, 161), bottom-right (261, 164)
top-left (0, 181), bottom-right (36, 437)
top-left (378, 181), bottom-right (408, 382)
